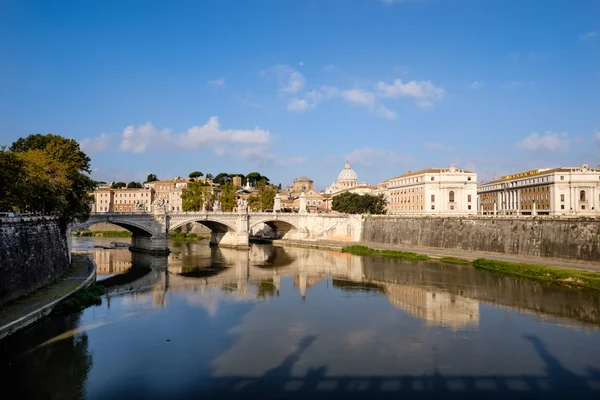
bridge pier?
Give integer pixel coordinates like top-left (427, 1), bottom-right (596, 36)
top-left (130, 233), bottom-right (171, 255)
top-left (210, 231), bottom-right (249, 248)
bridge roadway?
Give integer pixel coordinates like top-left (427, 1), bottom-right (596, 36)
top-left (71, 210), bottom-right (362, 254)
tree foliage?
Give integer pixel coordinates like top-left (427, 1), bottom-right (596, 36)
top-left (111, 182), bottom-right (126, 189)
top-left (181, 181), bottom-right (215, 211)
top-left (213, 172), bottom-right (232, 185)
top-left (219, 183), bottom-right (237, 212)
top-left (127, 181), bottom-right (142, 188)
top-left (2, 134), bottom-right (95, 224)
top-left (245, 172), bottom-right (269, 185)
top-left (247, 181), bottom-right (276, 212)
top-left (146, 173), bottom-right (158, 182)
top-left (189, 171), bottom-right (203, 178)
top-left (331, 192), bottom-right (387, 214)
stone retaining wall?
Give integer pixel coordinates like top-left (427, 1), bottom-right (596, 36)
top-left (362, 216), bottom-right (600, 262)
top-left (0, 217), bottom-right (70, 305)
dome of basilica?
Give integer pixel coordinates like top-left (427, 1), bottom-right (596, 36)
top-left (337, 161), bottom-right (359, 183)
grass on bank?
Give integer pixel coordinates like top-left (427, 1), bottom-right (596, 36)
top-left (53, 284), bottom-right (105, 315)
top-left (341, 245), bottom-right (430, 261)
top-left (71, 230), bottom-right (132, 238)
top-left (341, 245), bottom-right (600, 292)
top-left (472, 258), bottom-right (600, 291)
top-left (168, 232), bottom-right (209, 241)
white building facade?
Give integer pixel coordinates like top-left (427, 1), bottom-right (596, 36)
top-left (380, 164), bottom-right (478, 215)
top-left (477, 164), bottom-right (600, 216)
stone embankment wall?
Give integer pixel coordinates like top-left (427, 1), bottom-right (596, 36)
top-left (362, 216), bottom-right (600, 262)
top-left (0, 217), bottom-right (70, 305)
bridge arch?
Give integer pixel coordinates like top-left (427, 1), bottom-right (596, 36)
top-left (71, 219), bottom-right (153, 237)
top-left (169, 218), bottom-right (237, 234)
top-left (249, 218), bottom-right (299, 240)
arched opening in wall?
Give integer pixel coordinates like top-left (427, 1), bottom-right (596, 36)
top-left (71, 221), bottom-right (152, 240)
top-left (580, 190), bottom-right (586, 202)
top-left (251, 220), bottom-right (298, 240)
top-left (449, 191), bottom-right (455, 203)
top-left (170, 220), bottom-right (237, 246)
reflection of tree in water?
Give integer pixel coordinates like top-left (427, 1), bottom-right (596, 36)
top-left (0, 313), bottom-right (92, 399)
top-left (255, 279), bottom-right (278, 299)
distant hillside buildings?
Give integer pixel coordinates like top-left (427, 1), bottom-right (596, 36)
top-left (92, 162), bottom-right (600, 217)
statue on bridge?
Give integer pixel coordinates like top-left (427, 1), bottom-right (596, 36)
top-left (213, 200), bottom-right (221, 212)
top-left (134, 199), bottom-right (146, 212)
top-left (237, 197), bottom-right (248, 214)
top-left (152, 197), bottom-right (167, 214)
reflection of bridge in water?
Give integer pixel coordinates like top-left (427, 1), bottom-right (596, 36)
top-left (84, 244), bottom-right (600, 329)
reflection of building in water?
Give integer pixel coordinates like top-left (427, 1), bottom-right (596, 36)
top-left (384, 283), bottom-right (479, 330)
top-left (92, 249), bottom-right (132, 276)
top-left (293, 274), bottom-right (323, 298)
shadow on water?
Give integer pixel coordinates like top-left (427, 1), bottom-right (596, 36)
top-left (90, 334), bottom-right (600, 400)
top-left (0, 313), bottom-right (92, 400)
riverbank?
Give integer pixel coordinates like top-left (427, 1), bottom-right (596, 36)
top-left (340, 245), bottom-right (600, 292)
top-left (271, 239), bottom-right (600, 291)
top-left (0, 254), bottom-right (96, 340)
top-left (72, 230), bottom-right (131, 237)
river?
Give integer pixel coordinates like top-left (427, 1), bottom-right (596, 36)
top-left (1, 237), bottom-right (600, 399)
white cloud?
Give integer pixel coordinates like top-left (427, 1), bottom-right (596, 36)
top-left (471, 81), bottom-right (483, 90)
top-left (580, 31), bottom-right (597, 40)
top-left (346, 147), bottom-right (412, 168)
top-left (374, 105), bottom-right (397, 120)
top-left (376, 78), bottom-right (444, 100)
top-left (515, 132), bottom-right (569, 152)
top-left (423, 142), bottom-right (453, 151)
top-left (287, 98), bottom-right (310, 112)
top-left (268, 64), bottom-right (305, 93)
top-left (120, 117), bottom-right (271, 153)
top-left (208, 77), bottom-right (225, 87)
top-left (80, 133), bottom-right (111, 154)
top-left (342, 89), bottom-right (376, 107)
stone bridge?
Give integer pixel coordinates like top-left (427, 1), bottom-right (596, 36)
top-left (71, 209), bottom-right (361, 254)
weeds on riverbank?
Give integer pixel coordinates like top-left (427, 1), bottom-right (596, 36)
top-left (440, 256), bottom-right (472, 265)
top-left (341, 245), bottom-right (600, 292)
top-left (341, 246), bottom-right (430, 261)
top-left (168, 232), bottom-right (209, 241)
top-left (472, 259), bottom-right (600, 291)
top-left (53, 285), bottom-right (105, 315)
top-left (71, 230), bottom-right (132, 238)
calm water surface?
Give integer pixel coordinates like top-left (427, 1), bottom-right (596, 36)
top-left (1, 237), bottom-right (600, 399)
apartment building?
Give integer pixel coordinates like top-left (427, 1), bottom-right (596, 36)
top-left (379, 164), bottom-right (478, 215)
top-left (478, 164), bottom-right (600, 216)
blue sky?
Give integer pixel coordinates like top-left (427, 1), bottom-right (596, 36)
top-left (1, 0), bottom-right (599, 188)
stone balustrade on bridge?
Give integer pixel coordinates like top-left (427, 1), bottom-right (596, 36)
top-left (70, 210), bottom-right (362, 254)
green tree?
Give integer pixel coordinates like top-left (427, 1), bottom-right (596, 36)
top-left (205, 173), bottom-right (214, 180)
top-left (111, 182), bottom-right (127, 189)
top-left (181, 181), bottom-right (214, 211)
top-left (146, 173), bottom-right (158, 182)
top-left (127, 181), bottom-right (142, 188)
top-left (0, 149), bottom-right (27, 212)
top-left (8, 134), bottom-right (94, 224)
top-left (189, 171), bottom-right (203, 178)
top-left (92, 180), bottom-right (107, 188)
top-left (332, 192), bottom-right (387, 214)
top-left (213, 172), bottom-right (231, 185)
top-left (245, 172), bottom-right (269, 186)
top-left (219, 183), bottom-right (237, 212)
top-left (247, 181), bottom-right (276, 211)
